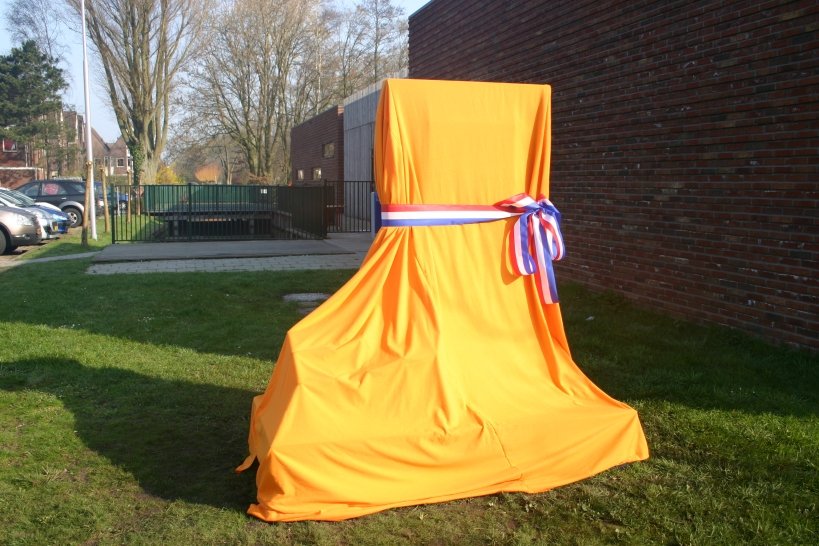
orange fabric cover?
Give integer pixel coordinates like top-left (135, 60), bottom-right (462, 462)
top-left (238, 79), bottom-right (648, 522)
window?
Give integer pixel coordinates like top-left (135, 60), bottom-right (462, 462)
top-left (117, 158), bottom-right (125, 167)
top-left (21, 184), bottom-right (40, 198)
top-left (2, 139), bottom-right (17, 152)
top-left (43, 183), bottom-right (67, 196)
top-left (312, 167), bottom-right (322, 180)
top-left (296, 169), bottom-right (304, 181)
top-left (323, 142), bottom-right (335, 158)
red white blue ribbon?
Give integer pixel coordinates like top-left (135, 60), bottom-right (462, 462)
top-left (495, 194), bottom-right (564, 304)
top-left (380, 194), bottom-right (565, 304)
top-left (380, 204), bottom-right (518, 226)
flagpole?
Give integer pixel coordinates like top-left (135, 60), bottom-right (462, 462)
top-left (81, 0), bottom-right (97, 240)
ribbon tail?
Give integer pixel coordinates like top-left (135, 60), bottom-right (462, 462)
top-left (532, 221), bottom-right (560, 304)
top-left (513, 214), bottom-right (537, 275)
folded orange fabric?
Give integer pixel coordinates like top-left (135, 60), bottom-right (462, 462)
top-left (238, 79), bottom-right (648, 522)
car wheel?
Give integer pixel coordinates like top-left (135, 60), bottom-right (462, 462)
top-left (0, 228), bottom-right (8, 254)
top-left (63, 207), bottom-right (83, 227)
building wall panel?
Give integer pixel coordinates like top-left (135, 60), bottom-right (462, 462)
top-left (409, 0), bottom-right (819, 349)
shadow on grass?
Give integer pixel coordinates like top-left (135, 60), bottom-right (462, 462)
top-left (0, 259), bottom-right (352, 362)
top-left (18, 241), bottom-right (102, 260)
top-left (1, 357), bottom-right (257, 510)
top-left (558, 285), bottom-right (819, 418)
top-left (0, 260), bottom-right (815, 420)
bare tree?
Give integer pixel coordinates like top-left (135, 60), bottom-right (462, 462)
top-left (323, 3), bottom-right (368, 100)
top-left (355, 0), bottom-right (406, 82)
top-left (64, 0), bottom-right (213, 185)
top-left (172, 0), bottom-right (407, 185)
top-left (181, 0), bottom-right (327, 184)
top-left (4, 0), bottom-right (67, 61)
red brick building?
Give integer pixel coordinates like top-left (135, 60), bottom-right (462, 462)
top-left (0, 111), bottom-right (89, 185)
top-left (409, 0), bottom-right (818, 349)
top-left (93, 134), bottom-right (131, 178)
top-left (1, 137), bottom-right (44, 189)
top-left (291, 106), bottom-right (345, 183)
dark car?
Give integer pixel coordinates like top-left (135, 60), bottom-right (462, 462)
top-left (16, 179), bottom-right (103, 227)
top-left (95, 182), bottom-right (129, 211)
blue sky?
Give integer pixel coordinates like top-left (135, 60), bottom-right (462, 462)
top-left (0, 0), bottom-right (430, 143)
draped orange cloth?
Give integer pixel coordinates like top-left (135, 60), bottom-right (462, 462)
top-left (238, 79), bottom-right (648, 522)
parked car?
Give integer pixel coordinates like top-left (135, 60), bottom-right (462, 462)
top-left (95, 182), bottom-right (129, 211)
top-left (16, 179), bottom-right (104, 228)
top-left (0, 204), bottom-right (41, 254)
top-left (0, 188), bottom-right (70, 239)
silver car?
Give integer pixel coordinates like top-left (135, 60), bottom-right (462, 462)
top-left (0, 205), bottom-right (42, 254)
top-left (0, 188), bottom-right (69, 240)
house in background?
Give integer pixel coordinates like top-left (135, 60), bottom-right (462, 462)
top-left (0, 109), bottom-right (128, 188)
top-left (0, 137), bottom-right (44, 188)
top-left (0, 109), bottom-right (87, 188)
top-left (92, 133), bottom-right (131, 179)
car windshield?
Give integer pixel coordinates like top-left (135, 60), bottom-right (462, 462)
top-left (0, 188), bottom-right (36, 206)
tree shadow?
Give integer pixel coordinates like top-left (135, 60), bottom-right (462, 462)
top-left (18, 241), bottom-right (101, 260)
top-left (0, 259), bottom-right (350, 361)
top-left (1, 357), bottom-right (257, 510)
top-left (558, 284), bottom-right (819, 418)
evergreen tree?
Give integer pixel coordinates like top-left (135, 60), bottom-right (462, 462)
top-left (0, 40), bottom-right (67, 145)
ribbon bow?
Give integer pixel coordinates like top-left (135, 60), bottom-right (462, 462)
top-left (495, 194), bottom-right (565, 304)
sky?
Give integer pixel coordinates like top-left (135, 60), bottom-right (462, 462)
top-left (0, 0), bottom-right (431, 143)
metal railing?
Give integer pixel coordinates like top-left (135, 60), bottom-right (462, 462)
top-left (321, 180), bottom-right (375, 234)
top-left (109, 180), bottom-right (374, 243)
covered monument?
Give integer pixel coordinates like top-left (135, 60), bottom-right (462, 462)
top-left (237, 79), bottom-right (648, 522)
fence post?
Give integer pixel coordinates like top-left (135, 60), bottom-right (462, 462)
top-left (322, 180), bottom-right (328, 237)
top-left (111, 193), bottom-right (117, 243)
top-left (187, 182), bottom-right (193, 241)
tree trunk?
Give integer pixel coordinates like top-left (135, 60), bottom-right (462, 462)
top-left (100, 165), bottom-right (110, 233)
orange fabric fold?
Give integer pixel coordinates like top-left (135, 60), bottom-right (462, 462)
top-left (239, 79), bottom-right (648, 522)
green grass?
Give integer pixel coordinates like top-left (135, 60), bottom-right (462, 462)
top-left (0, 247), bottom-right (816, 545)
top-left (16, 219), bottom-right (112, 261)
top-left (16, 214), bottom-right (165, 261)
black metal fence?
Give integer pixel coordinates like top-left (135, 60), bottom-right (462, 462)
top-left (324, 180), bottom-right (375, 233)
top-left (109, 181), bottom-right (374, 243)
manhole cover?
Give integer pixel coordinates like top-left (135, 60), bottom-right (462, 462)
top-left (284, 293), bottom-right (331, 315)
top-left (283, 293), bottom-right (331, 302)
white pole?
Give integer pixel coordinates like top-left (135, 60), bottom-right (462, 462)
top-left (81, 0), bottom-right (97, 239)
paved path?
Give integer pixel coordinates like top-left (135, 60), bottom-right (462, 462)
top-left (86, 253), bottom-right (365, 274)
top-left (0, 234), bottom-right (373, 275)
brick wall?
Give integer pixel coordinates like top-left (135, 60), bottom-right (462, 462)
top-left (410, 0), bottom-right (818, 349)
top-left (291, 106), bottom-right (345, 182)
top-left (0, 167), bottom-right (43, 189)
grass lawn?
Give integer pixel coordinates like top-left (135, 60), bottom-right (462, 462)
top-left (0, 245), bottom-right (816, 544)
top-left (16, 214), bottom-right (163, 262)
top-left (15, 220), bottom-right (112, 261)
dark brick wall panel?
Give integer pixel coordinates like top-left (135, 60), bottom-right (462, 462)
top-left (410, 0), bottom-right (818, 349)
top-left (291, 106), bottom-right (345, 182)
top-left (0, 168), bottom-right (43, 189)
